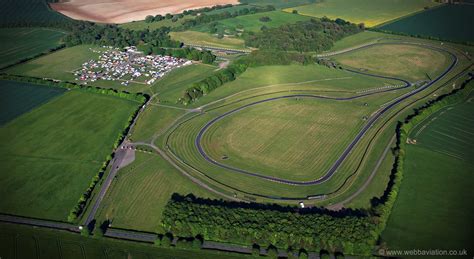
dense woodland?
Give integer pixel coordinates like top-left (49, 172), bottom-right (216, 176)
top-left (245, 18), bottom-right (363, 52)
top-left (162, 195), bottom-right (377, 254)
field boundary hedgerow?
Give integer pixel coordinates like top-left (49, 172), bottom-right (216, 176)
top-left (0, 73), bottom-right (148, 223)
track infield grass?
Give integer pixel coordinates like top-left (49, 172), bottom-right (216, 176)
top-left (284, 0), bottom-right (439, 27)
top-left (0, 90), bottom-right (140, 221)
top-left (0, 28), bottom-right (64, 69)
top-left (333, 43), bottom-right (449, 82)
top-left (201, 98), bottom-right (369, 181)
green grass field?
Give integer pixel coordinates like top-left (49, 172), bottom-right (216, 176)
top-left (326, 31), bottom-right (388, 52)
top-left (0, 222), bottom-right (249, 259)
top-left (189, 64), bottom-right (402, 107)
top-left (284, 0), bottom-right (439, 27)
top-left (130, 106), bottom-right (185, 142)
top-left (333, 43), bottom-right (449, 81)
top-left (170, 31), bottom-right (247, 50)
top-left (201, 98), bottom-right (368, 181)
top-left (196, 10), bottom-right (311, 33)
top-left (379, 4), bottom-right (474, 43)
top-left (0, 0), bottom-right (70, 26)
top-left (97, 152), bottom-right (216, 233)
top-left (0, 28), bottom-right (64, 69)
top-left (383, 92), bottom-right (474, 252)
top-left (0, 89), bottom-right (139, 221)
top-left (151, 63), bottom-right (217, 104)
top-left (0, 80), bottom-right (65, 125)
top-left (6, 45), bottom-right (99, 81)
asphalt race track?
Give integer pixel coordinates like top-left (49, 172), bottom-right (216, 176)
top-left (170, 42), bottom-right (458, 188)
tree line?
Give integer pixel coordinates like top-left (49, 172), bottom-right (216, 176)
top-left (245, 17), bottom-right (363, 52)
top-left (144, 4), bottom-right (236, 23)
top-left (162, 194), bottom-right (376, 255)
top-left (137, 45), bottom-right (216, 64)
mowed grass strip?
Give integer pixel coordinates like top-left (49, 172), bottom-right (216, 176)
top-left (130, 105), bottom-right (185, 142)
top-left (202, 98), bottom-right (368, 181)
top-left (97, 152), bottom-right (215, 233)
top-left (151, 63), bottom-right (217, 104)
top-left (383, 92), bottom-right (474, 252)
top-left (0, 90), bottom-right (139, 221)
top-left (333, 44), bottom-right (449, 81)
top-left (0, 80), bottom-right (66, 125)
top-left (284, 0), bottom-right (439, 27)
top-left (0, 28), bottom-right (64, 69)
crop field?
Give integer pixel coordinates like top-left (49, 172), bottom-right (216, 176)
top-left (0, 28), bottom-right (64, 69)
top-left (97, 152), bottom-right (216, 233)
top-left (379, 4), bottom-right (474, 43)
top-left (284, 0), bottom-right (439, 27)
top-left (170, 31), bottom-right (247, 50)
top-left (0, 0), bottom-right (70, 26)
top-left (333, 43), bottom-right (449, 81)
top-left (151, 63), bottom-right (217, 103)
top-left (0, 223), bottom-right (247, 259)
top-left (0, 90), bottom-right (139, 221)
top-left (383, 92), bottom-right (474, 252)
top-left (201, 98), bottom-right (369, 181)
top-left (0, 80), bottom-right (65, 125)
top-left (195, 10), bottom-right (311, 33)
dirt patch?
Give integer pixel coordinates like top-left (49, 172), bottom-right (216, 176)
top-left (50, 0), bottom-right (239, 24)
